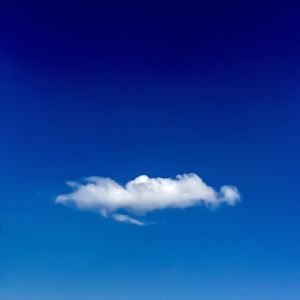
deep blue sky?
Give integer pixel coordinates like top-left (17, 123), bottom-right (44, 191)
top-left (1, 2), bottom-right (300, 299)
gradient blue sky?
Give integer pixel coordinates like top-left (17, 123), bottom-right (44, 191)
top-left (1, 2), bottom-right (300, 299)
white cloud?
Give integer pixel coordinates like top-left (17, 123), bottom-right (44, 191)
top-left (112, 214), bottom-right (146, 226)
top-left (56, 173), bottom-right (240, 225)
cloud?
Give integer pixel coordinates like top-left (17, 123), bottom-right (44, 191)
top-left (56, 173), bottom-right (240, 225)
top-left (112, 214), bottom-right (146, 226)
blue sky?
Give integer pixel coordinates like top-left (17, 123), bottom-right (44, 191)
top-left (1, 2), bottom-right (300, 299)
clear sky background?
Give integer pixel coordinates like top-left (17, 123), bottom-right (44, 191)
top-left (0, 2), bottom-right (299, 299)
